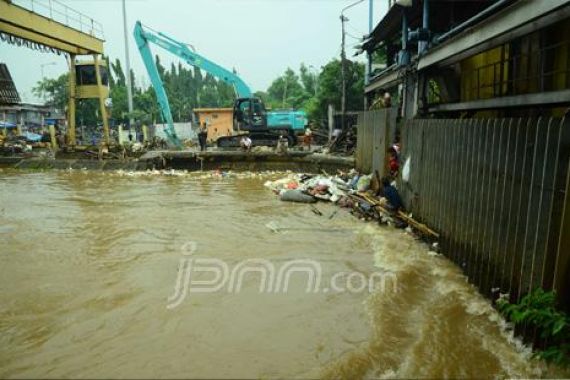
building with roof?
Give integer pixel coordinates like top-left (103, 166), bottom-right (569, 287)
top-left (362, 0), bottom-right (570, 118)
top-left (194, 108), bottom-right (234, 142)
top-left (0, 63), bottom-right (20, 105)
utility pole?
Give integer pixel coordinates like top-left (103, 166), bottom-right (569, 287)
top-left (340, 0), bottom-right (364, 132)
top-left (340, 13), bottom-right (347, 132)
top-left (367, 0), bottom-right (373, 86)
top-left (122, 0), bottom-right (134, 128)
top-left (40, 62), bottom-right (56, 79)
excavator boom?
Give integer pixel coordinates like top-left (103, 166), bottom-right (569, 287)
top-left (133, 21), bottom-right (254, 147)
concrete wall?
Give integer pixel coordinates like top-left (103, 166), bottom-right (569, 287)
top-left (355, 108), bottom-right (398, 175)
top-left (154, 122), bottom-right (196, 141)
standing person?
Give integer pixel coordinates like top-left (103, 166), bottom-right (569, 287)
top-left (198, 122), bottom-right (208, 152)
top-left (56, 129), bottom-right (66, 149)
top-left (382, 92), bottom-right (392, 108)
top-left (276, 135), bottom-right (288, 154)
top-left (303, 127), bottom-right (313, 150)
top-left (388, 148), bottom-right (400, 177)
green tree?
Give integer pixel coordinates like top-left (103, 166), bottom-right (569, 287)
top-left (134, 89), bottom-right (159, 124)
top-left (299, 63), bottom-right (317, 96)
top-left (76, 99), bottom-right (99, 127)
top-left (267, 67), bottom-right (306, 109)
top-left (33, 74), bottom-right (102, 127)
top-left (309, 59), bottom-right (365, 124)
top-left (32, 74), bottom-right (69, 110)
top-left (111, 58), bottom-right (126, 87)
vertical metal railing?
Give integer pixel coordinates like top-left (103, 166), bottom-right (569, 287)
top-left (11, 0), bottom-right (104, 40)
top-left (398, 117), bottom-right (570, 306)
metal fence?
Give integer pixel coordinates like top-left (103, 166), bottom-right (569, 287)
top-left (355, 108), bottom-right (397, 176)
top-left (397, 117), bottom-right (570, 305)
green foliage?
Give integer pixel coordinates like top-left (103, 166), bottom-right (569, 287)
top-left (299, 63), bottom-right (317, 97)
top-left (263, 59), bottom-right (365, 126)
top-left (309, 59), bottom-right (365, 124)
top-left (76, 99), bottom-right (99, 127)
top-left (110, 58), bottom-right (126, 87)
top-left (497, 288), bottom-right (570, 366)
top-left (33, 56), bottom-right (366, 131)
top-left (267, 67), bottom-right (308, 110)
top-left (32, 74), bottom-right (69, 110)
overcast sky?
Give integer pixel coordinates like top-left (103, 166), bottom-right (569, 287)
top-left (1, 0), bottom-right (388, 103)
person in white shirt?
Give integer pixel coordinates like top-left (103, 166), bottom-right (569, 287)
top-left (240, 135), bottom-right (252, 152)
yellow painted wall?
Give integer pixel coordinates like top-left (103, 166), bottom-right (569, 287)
top-left (456, 19), bottom-right (570, 117)
top-left (76, 85), bottom-right (109, 99)
top-left (460, 45), bottom-right (509, 102)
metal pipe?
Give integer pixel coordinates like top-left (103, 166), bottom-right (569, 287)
top-left (401, 9), bottom-right (408, 51)
top-left (122, 0), bottom-right (134, 128)
top-left (435, 0), bottom-right (511, 44)
top-left (341, 14), bottom-right (347, 132)
top-left (419, 0), bottom-right (429, 54)
top-left (340, 0), bottom-right (364, 131)
top-left (366, 0), bottom-right (373, 85)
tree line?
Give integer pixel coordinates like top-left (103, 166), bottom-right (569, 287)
top-left (33, 55), bottom-right (365, 129)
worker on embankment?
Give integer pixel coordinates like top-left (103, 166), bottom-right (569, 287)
top-left (381, 176), bottom-right (403, 211)
top-left (198, 123), bottom-right (208, 152)
top-left (303, 127), bottom-right (313, 150)
top-left (240, 135), bottom-right (252, 152)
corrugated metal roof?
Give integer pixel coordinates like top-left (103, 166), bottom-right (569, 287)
top-left (0, 63), bottom-right (21, 105)
top-left (363, 0), bottom-right (503, 52)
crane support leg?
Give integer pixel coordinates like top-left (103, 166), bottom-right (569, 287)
top-left (67, 54), bottom-right (77, 146)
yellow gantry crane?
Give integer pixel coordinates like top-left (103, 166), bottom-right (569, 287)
top-left (0, 0), bottom-right (110, 145)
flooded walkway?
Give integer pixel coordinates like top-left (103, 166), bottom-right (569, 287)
top-left (0, 170), bottom-right (545, 378)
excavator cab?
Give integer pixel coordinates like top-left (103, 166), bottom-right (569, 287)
top-left (233, 97), bottom-right (267, 131)
top-left (222, 97), bottom-right (296, 147)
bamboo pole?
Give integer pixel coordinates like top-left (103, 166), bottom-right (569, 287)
top-left (355, 192), bottom-right (440, 239)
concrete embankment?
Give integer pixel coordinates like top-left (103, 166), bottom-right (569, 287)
top-left (0, 151), bottom-right (354, 173)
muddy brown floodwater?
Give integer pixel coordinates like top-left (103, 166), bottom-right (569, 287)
top-left (0, 170), bottom-right (559, 378)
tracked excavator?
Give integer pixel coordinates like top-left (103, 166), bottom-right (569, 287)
top-left (134, 22), bottom-right (298, 148)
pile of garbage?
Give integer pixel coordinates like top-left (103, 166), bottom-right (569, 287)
top-left (264, 170), bottom-right (439, 240)
top-left (109, 169), bottom-right (289, 180)
top-left (264, 170), bottom-right (370, 203)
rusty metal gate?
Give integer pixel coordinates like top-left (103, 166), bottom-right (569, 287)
top-left (399, 117), bottom-right (570, 305)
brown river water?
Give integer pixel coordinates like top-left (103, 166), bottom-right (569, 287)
top-left (0, 170), bottom-right (561, 378)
